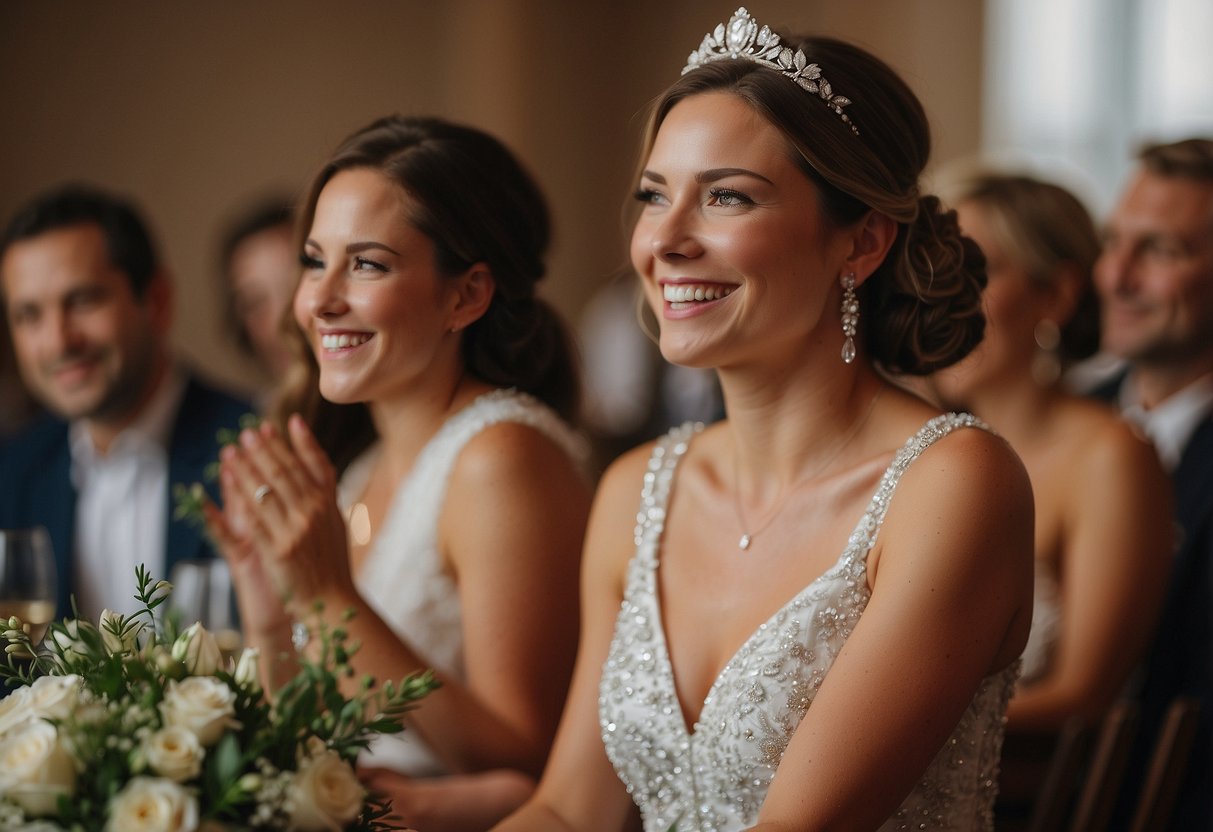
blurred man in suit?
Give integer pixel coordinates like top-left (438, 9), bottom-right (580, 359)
top-left (1095, 138), bottom-right (1213, 831)
top-left (0, 184), bottom-right (249, 620)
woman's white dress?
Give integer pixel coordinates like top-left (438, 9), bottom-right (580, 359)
top-left (599, 414), bottom-right (1019, 831)
top-left (338, 389), bottom-right (587, 776)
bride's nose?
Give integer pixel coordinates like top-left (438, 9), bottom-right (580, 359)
top-left (650, 205), bottom-right (705, 261)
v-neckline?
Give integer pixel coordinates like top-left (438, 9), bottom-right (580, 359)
top-left (640, 415), bottom-right (968, 740)
top-left (655, 539), bottom-right (862, 738)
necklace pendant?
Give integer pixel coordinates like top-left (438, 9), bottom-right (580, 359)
top-left (738, 533), bottom-right (752, 551)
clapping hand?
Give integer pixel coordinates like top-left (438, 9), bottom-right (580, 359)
top-left (204, 414), bottom-right (357, 627)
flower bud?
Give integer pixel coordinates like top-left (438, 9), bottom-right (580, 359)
top-left (172, 623), bottom-right (222, 677)
top-left (233, 647), bottom-right (261, 692)
top-left (99, 609), bottom-right (143, 655)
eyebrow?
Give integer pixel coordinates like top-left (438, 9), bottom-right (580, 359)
top-left (305, 239), bottom-right (402, 256)
top-left (641, 167), bottom-right (775, 186)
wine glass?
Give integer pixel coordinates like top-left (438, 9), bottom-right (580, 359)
top-left (168, 558), bottom-right (242, 661)
top-left (0, 526), bottom-right (58, 646)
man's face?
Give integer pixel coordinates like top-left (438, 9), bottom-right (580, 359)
top-left (1094, 169), bottom-right (1213, 365)
top-left (1, 223), bottom-right (168, 424)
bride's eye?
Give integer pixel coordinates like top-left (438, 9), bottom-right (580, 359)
top-left (709, 188), bottom-right (752, 207)
top-left (633, 187), bottom-right (667, 206)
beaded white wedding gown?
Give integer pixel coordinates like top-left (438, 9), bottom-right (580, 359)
top-left (599, 414), bottom-right (1019, 831)
top-left (338, 389), bottom-right (587, 776)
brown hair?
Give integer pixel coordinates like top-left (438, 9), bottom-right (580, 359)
top-left (1138, 137), bottom-right (1213, 181)
top-left (276, 115), bottom-right (581, 473)
top-left (949, 173), bottom-right (1101, 362)
top-left (638, 37), bottom-right (986, 375)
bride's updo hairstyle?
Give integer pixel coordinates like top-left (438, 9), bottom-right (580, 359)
top-left (277, 115), bottom-right (581, 472)
top-left (644, 35), bottom-right (986, 374)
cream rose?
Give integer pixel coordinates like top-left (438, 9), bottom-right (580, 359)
top-left (27, 674), bottom-right (82, 722)
top-left (98, 609), bottom-right (143, 655)
top-left (142, 726), bottom-right (205, 783)
top-left (171, 622), bottom-right (223, 677)
top-left (158, 677), bottom-right (237, 746)
top-left (0, 685), bottom-right (35, 738)
top-left (105, 776), bottom-right (198, 832)
top-left (286, 748), bottom-right (364, 831)
top-left (0, 720), bottom-right (77, 816)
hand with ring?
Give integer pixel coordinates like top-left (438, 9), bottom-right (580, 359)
top-left (203, 414), bottom-right (358, 627)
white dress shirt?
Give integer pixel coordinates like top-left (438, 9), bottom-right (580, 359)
top-left (69, 369), bottom-right (186, 619)
top-left (1118, 372), bottom-right (1213, 472)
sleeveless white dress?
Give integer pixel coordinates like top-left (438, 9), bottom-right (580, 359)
top-left (598, 414), bottom-right (1019, 831)
top-left (338, 389), bottom-right (588, 776)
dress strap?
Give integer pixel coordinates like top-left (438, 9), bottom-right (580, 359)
top-left (634, 422), bottom-right (703, 566)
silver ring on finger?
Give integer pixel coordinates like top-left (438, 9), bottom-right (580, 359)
top-left (253, 483), bottom-right (273, 504)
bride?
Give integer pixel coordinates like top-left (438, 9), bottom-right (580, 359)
top-left (493, 9), bottom-right (1034, 832)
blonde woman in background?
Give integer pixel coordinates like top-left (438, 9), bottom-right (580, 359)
top-left (926, 172), bottom-right (1174, 820)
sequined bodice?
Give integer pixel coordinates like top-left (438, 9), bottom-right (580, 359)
top-left (599, 414), bottom-right (1018, 831)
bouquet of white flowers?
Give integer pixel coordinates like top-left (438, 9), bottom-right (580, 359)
top-left (0, 566), bottom-right (436, 832)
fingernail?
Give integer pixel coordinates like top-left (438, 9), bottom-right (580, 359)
top-left (240, 428), bottom-right (259, 447)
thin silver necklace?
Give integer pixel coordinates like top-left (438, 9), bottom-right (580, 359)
top-left (732, 386), bottom-right (883, 552)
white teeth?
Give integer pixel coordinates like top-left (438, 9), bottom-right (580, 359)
top-left (662, 284), bottom-right (736, 303)
top-left (320, 333), bottom-right (372, 350)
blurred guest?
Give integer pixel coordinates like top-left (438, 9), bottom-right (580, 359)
top-left (1094, 138), bottom-right (1213, 832)
top-left (0, 314), bottom-right (41, 437)
top-left (205, 116), bottom-right (592, 831)
top-left (929, 173), bottom-right (1172, 726)
top-left (925, 173), bottom-right (1174, 823)
top-left (0, 184), bottom-right (250, 620)
top-left (219, 198), bottom-right (298, 386)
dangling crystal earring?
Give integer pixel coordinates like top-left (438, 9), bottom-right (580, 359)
top-left (840, 273), bottom-right (859, 364)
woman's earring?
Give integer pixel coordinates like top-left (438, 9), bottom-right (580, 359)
top-left (840, 273), bottom-right (859, 364)
top-left (1031, 318), bottom-right (1062, 385)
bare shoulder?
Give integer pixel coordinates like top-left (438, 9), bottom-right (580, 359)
top-left (1059, 397), bottom-right (1164, 476)
top-left (879, 420), bottom-right (1034, 572)
top-left (449, 419), bottom-right (588, 492)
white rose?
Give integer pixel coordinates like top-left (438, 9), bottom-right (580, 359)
top-left (286, 748), bottom-right (364, 831)
top-left (142, 726), bottom-right (205, 783)
top-left (158, 677), bottom-right (238, 746)
top-left (27, 675), bottom-right (82, 722)
top-left (0, 721), bottom-right (77, 816)
top-left (105, 776), bottom-right (198, 832)
top-left (233, 646), bottom-right (261, 691)
top-left (98, 609), bottom-right (143, 655)
top-left (172, 622), bottom-right (223, 677)
top-left (0, 685), bottom-right (36, 738)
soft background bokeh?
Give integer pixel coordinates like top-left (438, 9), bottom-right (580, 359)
top-left (0, 0), bottom-right (982, 395)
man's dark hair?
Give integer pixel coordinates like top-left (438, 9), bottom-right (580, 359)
top-left (1138, 138), bottom-right (1213, 182)
top-left (0, 184), bottom-right (160, 298)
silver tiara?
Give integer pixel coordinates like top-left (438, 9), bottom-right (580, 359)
top-left (682, 7), bottom-right (859, 136)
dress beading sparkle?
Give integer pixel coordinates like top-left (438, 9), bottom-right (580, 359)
top-left (340, 389), bottom-right (587, 776)
top-left (598, 413), bottom-right (1019, 831)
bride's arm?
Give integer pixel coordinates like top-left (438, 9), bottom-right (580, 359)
top-left (493, 446), bottom-right (653, 831)
top-left (753, 429), bottom-right (1035, 831)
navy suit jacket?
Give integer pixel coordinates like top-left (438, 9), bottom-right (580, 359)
top-left (1094, 376), bottom-right (1213, 831)
top-left (0, 374), bottom-right (251, 617)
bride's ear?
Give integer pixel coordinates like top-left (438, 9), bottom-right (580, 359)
top-left (843, 211), bottom-right (897, 287)
top-left (446, 263), bottom-right (496, 333)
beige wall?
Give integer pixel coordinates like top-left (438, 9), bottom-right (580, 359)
top-left (0, 0), bottom-right (983, 395)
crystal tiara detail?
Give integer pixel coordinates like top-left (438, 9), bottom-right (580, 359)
top-left (682, 7), bottom-right (859, 136)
